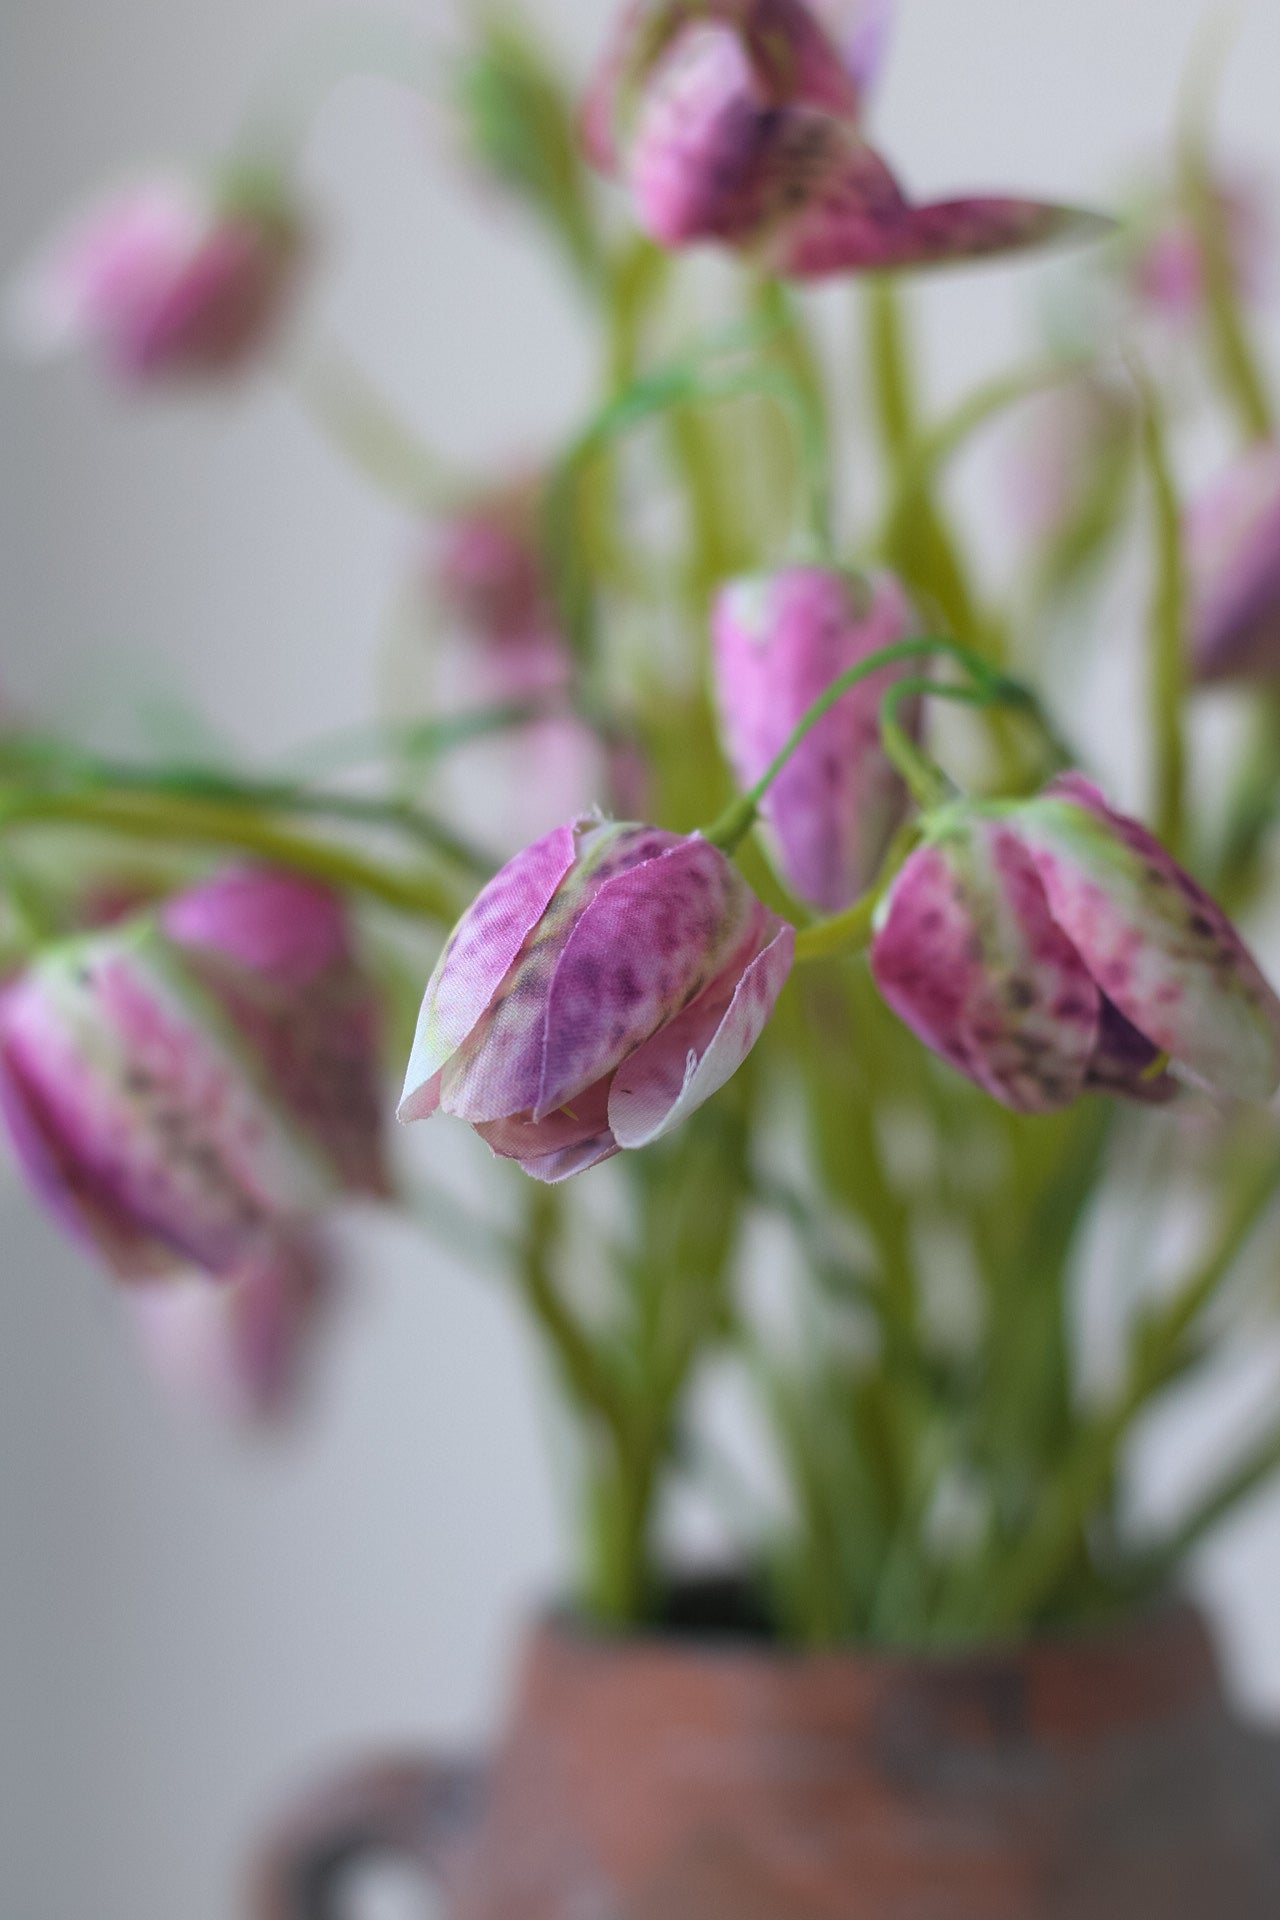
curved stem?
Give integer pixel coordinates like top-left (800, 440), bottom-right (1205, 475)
top-left (0, 789), bottom-right (467, 922)
top-left (1131, 359), bottom-right (1187, 854)
top-left (285, 334), bottom-right (465, 515)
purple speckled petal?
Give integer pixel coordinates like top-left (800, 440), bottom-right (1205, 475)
top-left (0, 930), bottom-right (332, 1280)
top-left (584, 0), bottom-right (859, 176)
top-left (712, 566), bottom-right (916, 912)
top-left (871, 815), bottom-right (1101, 1114)
top-left (399, 821), bottom-right (579, 1123)
top-left (767, 132), bottom-right (1111, 278)
top-left (1187, 444), bottom-right (1280, 683)
top-left (534, 836), bottom-right (769, 1118)
top-left (474, 1074), bottom-right (619, 1183)
top-left (1015, 776), bottom-right (1280, 1101)
top-left (439, 823), bottom-right (690, 1124)
top-left (609, 920), bottom-right (794, 1147)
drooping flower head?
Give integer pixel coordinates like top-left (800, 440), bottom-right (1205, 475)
top-left (712, 566), bottom-right (917, 912)
top-left (9, 170), bottom-right (305, 383)
top-left (871, 773), bottom-right (1280, 1114)
top-left (0, 868), bottom-right (386, 1281)
top-left (125, 1231), bottom-right (333, 1424)
top-left (1122, 170), bottom-right (1268, 331)
top-left (432, 479), bottom-right (570, 700)
top-left (584, 0), bottom-right (1109, 277)
top-left (1187, 443), bottom-right (1280, 683)
top-left (399, 818), bottom-right (794, 1182)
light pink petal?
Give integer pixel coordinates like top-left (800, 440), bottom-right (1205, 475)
top-left (1187, 444), bottom-right (1280, 683)
top-left (629, 23), bottom-right (780, 248)
top-left (1016, 780), bottom-right (1280, 1101)
top-left (713, 566), bottom-right (916, 912)
top-left (474, 1074), bottom-right (618, 1183)
top-left (399, 821), bottom-right (579, 1122)
top-left (162, 867), bottom-right (352, 984)
top-left (871, 818), bottom-right (1101, 1114)
top-left (609, 921), bottom-right (794, 1147)
top-left (534, 836), bottom-right (769, 1118)
top-left (127, 1234), bottom-right (331, 1422)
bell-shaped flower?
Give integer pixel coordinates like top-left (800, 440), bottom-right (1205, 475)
top-left (0, 868), bottom-right (387, 1281)
top-left (9, 171), bottom-right (305, 383)
top-left (584, 0), bottom-right (1107, 277)
top-left (125, 1230), bottom-right (333, 1424)
top-left (871, 773), bottom-right (1280, 1114)
top-left (712, 566), bottom-right (917, 912)
top-left (1187, 443), bottom-right (1280, 683)
top-left (399, 818), bottom-right (795, 1181)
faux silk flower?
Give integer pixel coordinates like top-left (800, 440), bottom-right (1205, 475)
top-left (399, 818), bottom-right (794, 1181)
top-left (9, 173), bottom-right (305, 382)
top-left (584, 0), bottom-right (1108, 278)
top-left (0, 868), bottom-right (386, 1281)
top-left (712, 566), bottom-right (917, 912)
top-left (871, 773), bottom-right (1280, 1114)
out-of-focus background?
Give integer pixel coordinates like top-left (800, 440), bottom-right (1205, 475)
top-left (2, 2), bottom-right (1280, 1915)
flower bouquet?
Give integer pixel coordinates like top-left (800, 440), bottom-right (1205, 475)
top-left (6, 2), bottom-right (1280, 1912)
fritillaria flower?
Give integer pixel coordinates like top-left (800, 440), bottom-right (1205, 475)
top-left (1187, 443), bottom-right (1280, 683)
top-left (584, 0), bottom-right (1107, 277)
top-left (399, 818), bottom-right (794, 1181)
top-left (712, 566), bottom-right (917, 912)
top-left (126, 1231), bottom-right (333, 1424)
top-left (871, 774), bottom-right (1280, 1114)
top-left (0, 868), bottom-right (386, 1281)
top-left (9, 172), bottom-right (305, 383)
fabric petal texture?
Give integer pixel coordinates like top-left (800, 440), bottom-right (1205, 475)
top-left (400, 818), bottom-right (794, 1179)
top-left (713, 565), bottom-right (916, 912)
top-left (1013, 776), bottom-right (1280, 1103)
top-left (871, 815), bottom-right (1101, 1114)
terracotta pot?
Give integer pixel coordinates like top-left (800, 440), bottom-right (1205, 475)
top-left (250, 1600), bottom-right (1280, 1918)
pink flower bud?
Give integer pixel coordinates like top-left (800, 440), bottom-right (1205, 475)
top-left (0, 868), bottom-right (386, 1281)
top-left (871, 774), bottom-right (1280, 1113)
top-left (1187, 443), bottom-right (1280, 683)
top-left (1126, 175), bottom-right (1267, 329)
top-left (712, 567), bottom-right (917, 912)
top-left (585, 0), bottom-right (1107, 276)
top-left (10, 174), bottom-right (305, 383)
top-left (399, 819), bottom-right (794, 1181)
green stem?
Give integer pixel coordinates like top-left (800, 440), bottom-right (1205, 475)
top-left (980, 1150), bottom-right (1280, 1632)
top-left (1132, 363), bottom-right (1187, 855)
top-left (0, 788), bottom-right (467, 922)
top-left (702, 640), bottom-right (1033, 852)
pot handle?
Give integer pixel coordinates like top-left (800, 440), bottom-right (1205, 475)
top-left (247, 1754), bottom-right (486, 1919)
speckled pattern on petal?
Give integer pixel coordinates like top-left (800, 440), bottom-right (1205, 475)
top-left (712, 566), bottom-right (915, 911)
top-left (1016, 777), bottom-right (1280, 1101)
top-left (629, 24), bottom-right (781, 247)
top-left (535, 836), bottom-right (768, 1117)
top-left (399, 821), bottom-right (579, 1122)
top-left (0, 931), bottom-right (331, 1279)
top-left (609, 920), bottom-right (794, 1146)
top-left (871, 816), bottom-right (1101, 1114)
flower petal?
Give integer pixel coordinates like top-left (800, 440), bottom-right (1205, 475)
top-left (474, 1074), bottom-right (618, 1183)
top-left (0, 930), bottom-right (331, 1279)
top-left (399, 821), bottom-right (579, 1122)
top-left (871, 816), bottom-right (1101, 1114)
top-left (161, 867), bottom-right (352, 983)
top-left (1187, 444), bottom-right (1280, 683)
top-left (1015, 777), bottom-right (1280, 1101)
top-left (767, 130), bottom-right (1111, 278)
top-left (1085, 997), bottom-right (1179, 1105)
top-left (712, 566), bottom-right (915, 911)
top-left (609, 920), bottom-right (794, 1147)
top-left (534, 836), bottom-right (770, 1118)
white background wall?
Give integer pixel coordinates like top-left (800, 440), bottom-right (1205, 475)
top-left (2, 3), bottom-right (1280, 1916)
